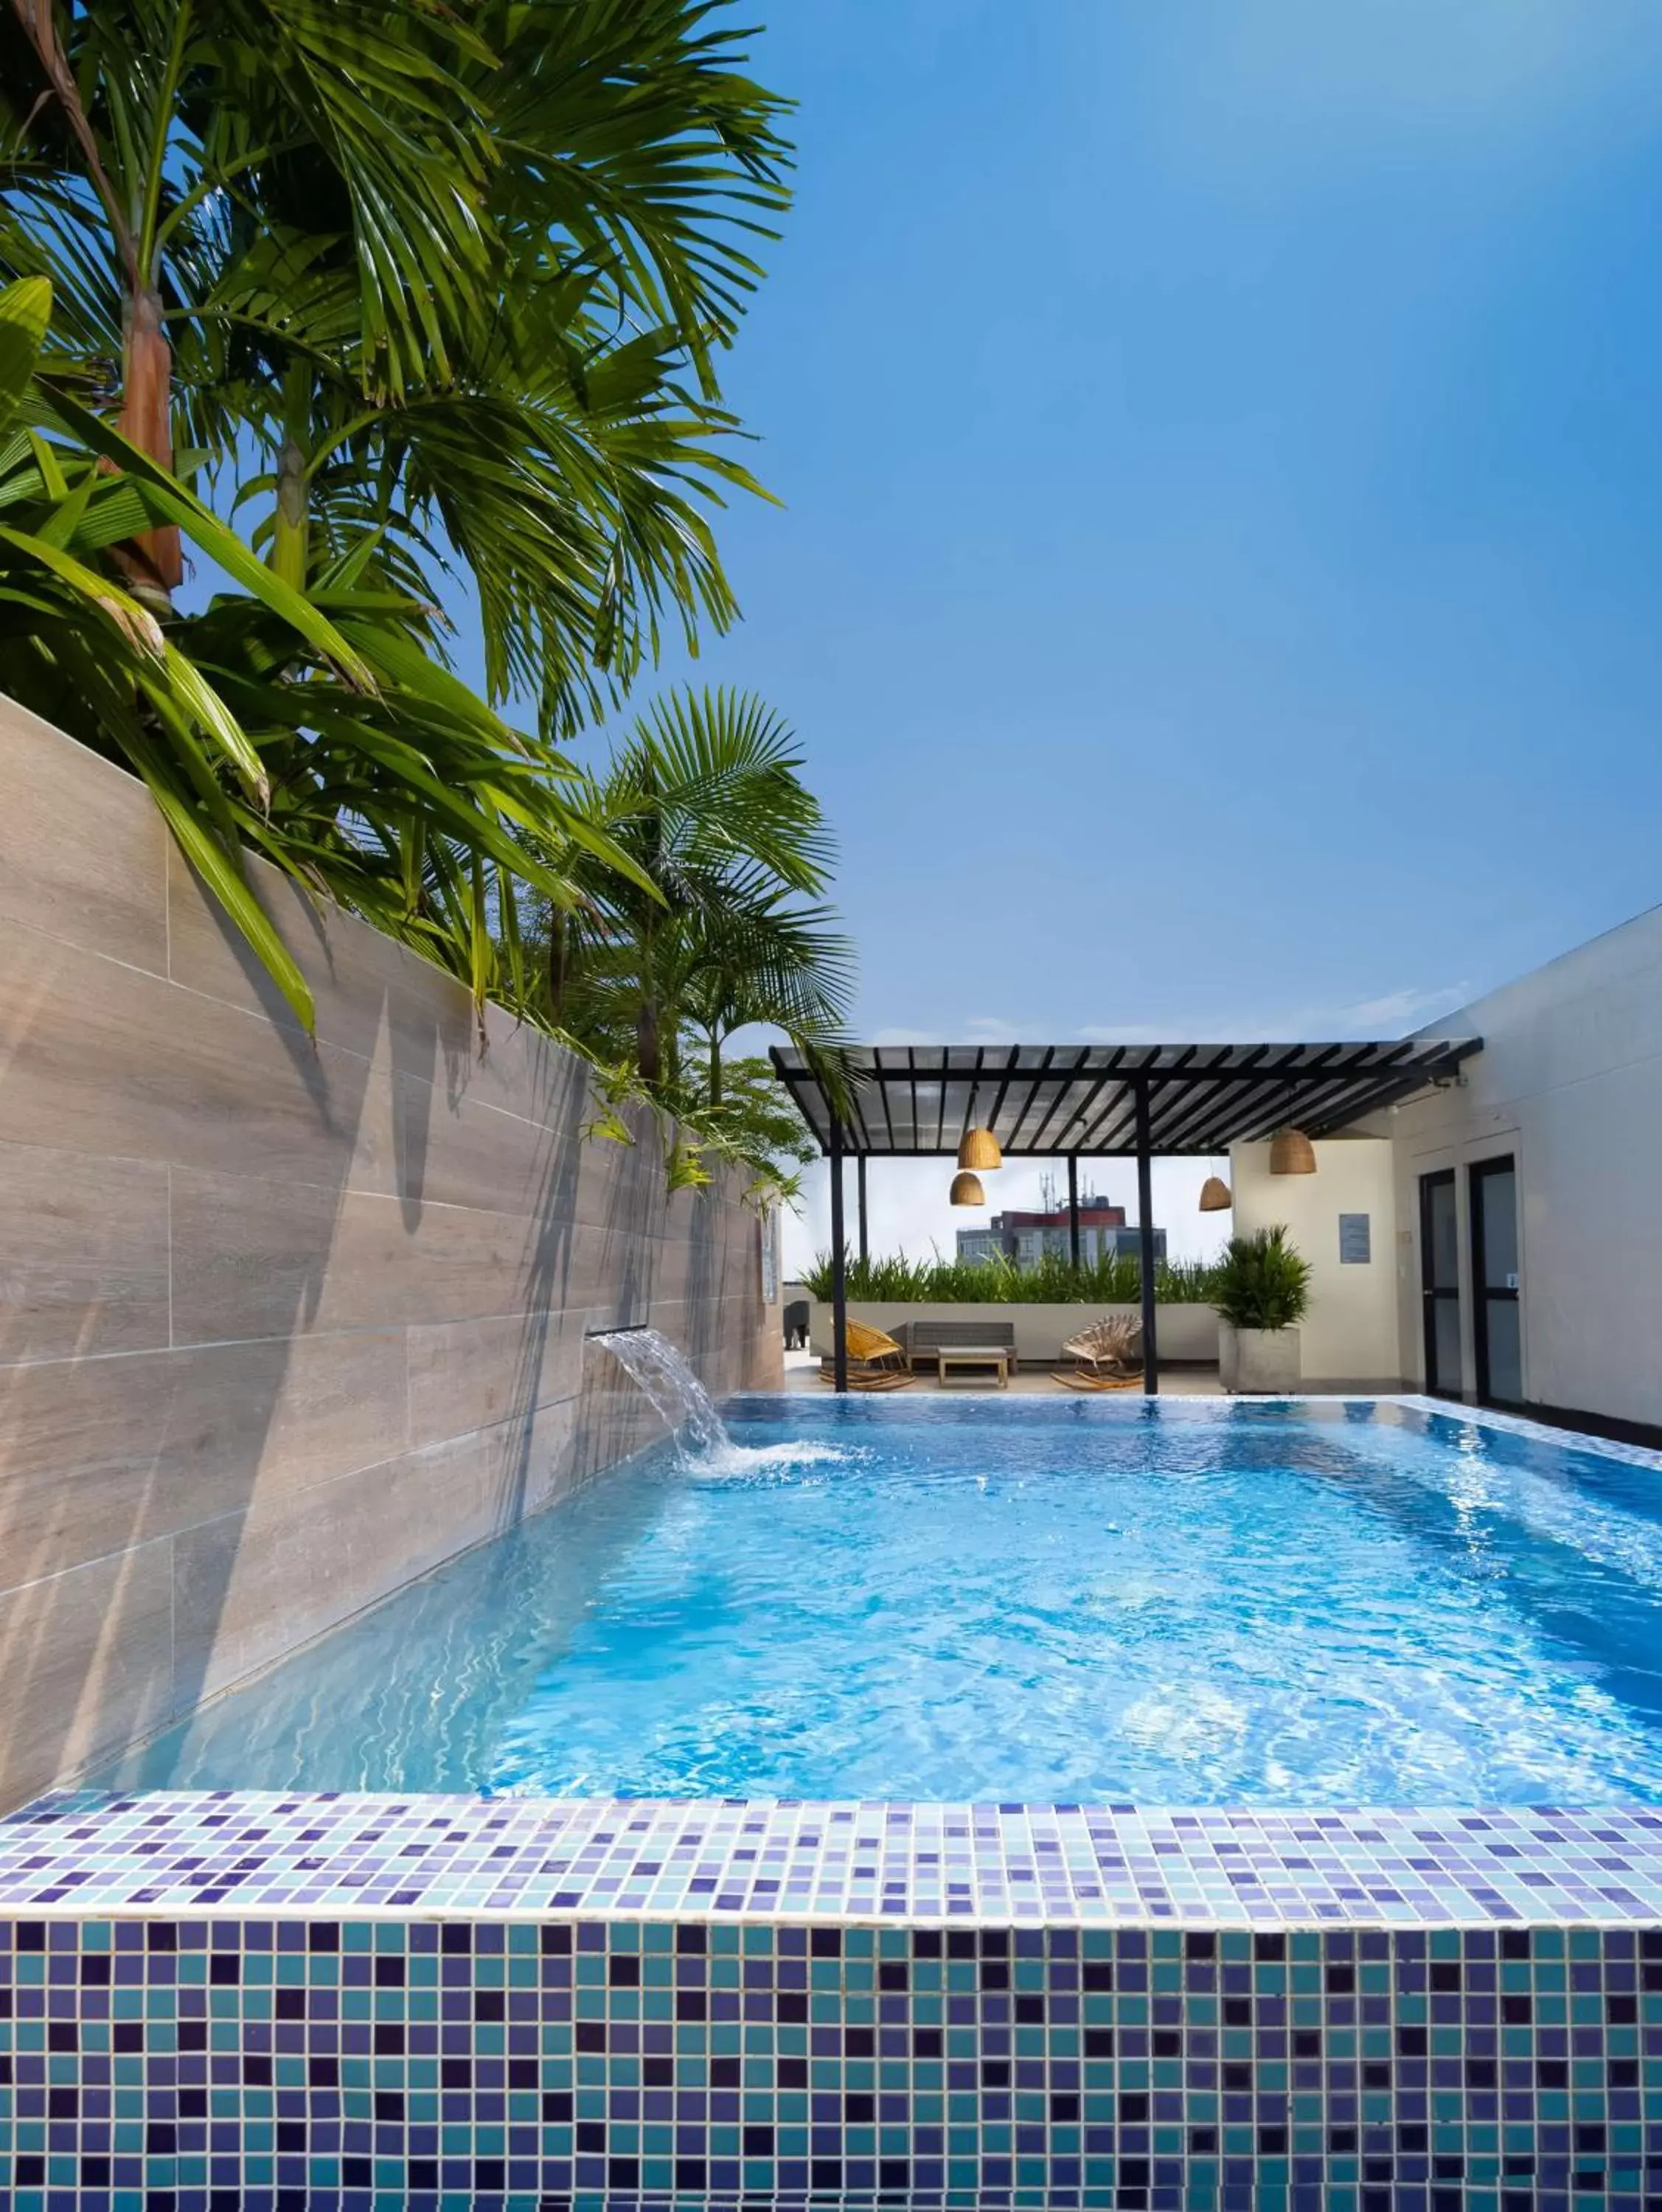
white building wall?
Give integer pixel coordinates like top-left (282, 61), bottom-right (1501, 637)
top-left (1393, 902), bottom-right (1662, 1430)
top-left (1229, 1138), bottom-right (1402, 1387)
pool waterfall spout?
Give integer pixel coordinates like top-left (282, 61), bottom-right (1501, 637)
top-left (591, 1326), bottom-right (731, 1458)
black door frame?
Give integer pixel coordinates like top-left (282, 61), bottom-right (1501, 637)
top-left (1419, 1167), bottom-right (1461, 1399)
top-left (1469, 1152), bottom-right (1521, 1408)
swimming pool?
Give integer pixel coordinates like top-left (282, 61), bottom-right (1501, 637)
top-left (98, 1395), bottom-right (1662, 1806)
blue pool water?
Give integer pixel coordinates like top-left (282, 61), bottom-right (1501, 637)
top-left (98, 1397), bottom-right (1662, 1804)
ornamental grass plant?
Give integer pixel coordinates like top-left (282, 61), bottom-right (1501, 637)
top-left (802, 1248), bottom-right (1222, 1305)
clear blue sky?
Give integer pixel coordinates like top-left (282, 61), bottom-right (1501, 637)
top-left (577, 1), bottom-right (1662, 1262)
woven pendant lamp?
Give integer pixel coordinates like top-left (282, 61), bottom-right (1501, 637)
top-left (1269, 1127), bottom-right (1318, 1176)
top-left (1199, 1174), bottom-right (1233, 1211)
top-left (957, 1126), bottom-right (1003, 1171)
top-left (949, 1170), bottom-right (986, 1206)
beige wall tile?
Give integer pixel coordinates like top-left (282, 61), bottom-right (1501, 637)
top-left (170, 1170), bottom-right (675, 1344)
top-left (394, 1074), bottom-right (574, 1221)
top-left (0, 712), bottom-right (772, 1804)
top-left (458, 1003), bottom-right (597, 1133)
top-left (0, 1142), bottom-right (169, 1363)
top-left (165, 836), bottom-right (479, 1069)
top-left (170, 1173), bottom-right (545, 1341)
top-left (0, 700), bottom-right (169, 975)
top-left (0, 1539), bottom-right (175, 1805)
top-left (173, 1403), bottom-right (573, 1700)
top-left (407, 1308), bottom-right (587, 1448)
top-left (169, 844), bottom-right (606, 1159)
top-left (172, 1470), bottom-right (370, 1705)
top-left (0, 919), bottom-right (398, 1192)
top-left (0, 1330), bottom-right (408, 1594)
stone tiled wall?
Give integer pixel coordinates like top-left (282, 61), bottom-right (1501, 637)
top-left (0, 698), bottom-right (780, 1810)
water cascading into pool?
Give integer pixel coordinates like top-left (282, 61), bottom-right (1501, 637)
top-left (591, 1326), bottom-right (731, 1460)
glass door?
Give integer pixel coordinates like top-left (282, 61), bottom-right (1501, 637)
top-left (1419, 1169), bottom-right (1462, 1397)
top-left (1470, 1155), bottom-right (1522, 1406)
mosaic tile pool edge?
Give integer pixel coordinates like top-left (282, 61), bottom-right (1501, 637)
top-left (4, 1913), bottom-right (1659, 2211)
top-left (10, 1797), bottom-right (1662, 1929)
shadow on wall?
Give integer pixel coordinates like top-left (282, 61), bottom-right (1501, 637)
top-left (0, 703), bottom-right (776, 1809)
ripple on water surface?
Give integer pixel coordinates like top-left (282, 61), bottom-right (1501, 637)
top-left (97, 1398), bottom-right (1662, 1804)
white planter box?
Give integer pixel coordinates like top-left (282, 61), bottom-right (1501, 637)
top-left (1230, 1325), bottom-right (1301, 1394)
top-left (808, 1299), bottom-right (1218, 1366)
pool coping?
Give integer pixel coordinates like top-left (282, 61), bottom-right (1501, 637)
top-left (7, 1393), bottom-right (1662, 1933)
top-left (7, 1795), bottom-right (1662, 1930)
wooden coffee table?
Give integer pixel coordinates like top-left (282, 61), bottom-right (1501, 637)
top-left (936, 1345), bottom-right (1011, 1388)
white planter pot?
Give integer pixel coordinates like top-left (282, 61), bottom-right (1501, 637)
top-left (1217, 1320), bottom-right (1239, 1391)
top-left (1234, 1326), bottom-right (1301, 1394)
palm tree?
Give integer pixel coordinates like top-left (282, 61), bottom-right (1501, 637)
top-left (538, 686), bottom-right (855, 1091)
top-left (676, 889), bottom-right (855, 1107)
top-left (2, 0), bottom-right (501, 599)
top-left (0, 3), bottom-right (794, 1025)
top-left (1, 0), bottom-right (793, 718)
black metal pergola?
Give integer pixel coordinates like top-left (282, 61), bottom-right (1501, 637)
top-left (771, 1037), bottom-right (1482, 1391)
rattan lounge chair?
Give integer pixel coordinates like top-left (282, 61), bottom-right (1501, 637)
top-left (818, 1318), bottom-right (916, 1391)
top-left (1052, 1314), bottom-right (1144, 1391)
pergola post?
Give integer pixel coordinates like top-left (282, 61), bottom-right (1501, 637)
top-left (1067, 1153), bottom-right (1079, 1269)
top-left (1134, 1082), bottom-right (1160, 1395)
top-left (857, 1154), bottom-right (869, 1270)
top-left (828, 1117), bottom-right (848, 1394)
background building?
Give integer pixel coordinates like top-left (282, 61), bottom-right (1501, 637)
top-left (957, 1188), bottom-right (1166, 1270)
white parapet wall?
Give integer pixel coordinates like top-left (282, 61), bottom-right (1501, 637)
top-left (1228, 1137), bottom-right (1404, 1389)
top-left (808, 1299), bottom-right (1220, 1366)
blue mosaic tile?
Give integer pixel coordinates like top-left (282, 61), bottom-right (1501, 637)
top-left (7, 1794), bottom-right (1662, 1927)
top-left (3, 1915), bottom-right (1661, 2208)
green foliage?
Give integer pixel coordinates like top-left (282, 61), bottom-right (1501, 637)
top-left (0, 7), bottom-right (829, 1203)
top-left (0, 278), bottom-right (641, 1032)
top-left (566, 1052), bottom-right (814, 1214)
top-left (677, 1055), bottom-right (817, 1196)
top-left (1210, 1225), bottom-right (1313, 1331)
top-left (0, 273), bottom-right (49, 425)
top-left (531, 685), bottom-right (855, 1091)
top-left (800, 1248), bottom-right (1223, 1306)
top-left (0, 5), bottom-right (809, 1067)
top-left (1, 0), bottom-right (793, 723)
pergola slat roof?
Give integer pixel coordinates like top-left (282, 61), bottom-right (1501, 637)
top-left (770, 1037), bottom-right (1483, 1158)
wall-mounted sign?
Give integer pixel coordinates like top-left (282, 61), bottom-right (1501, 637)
top-left (1338, 1212), bottom-right (1372, 1265)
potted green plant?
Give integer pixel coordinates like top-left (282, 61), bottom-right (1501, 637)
top-left (1211, 1225), bottom-right (1312, 1393)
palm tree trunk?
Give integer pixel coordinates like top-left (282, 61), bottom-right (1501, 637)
top-left (707, 1030), bottom-right (723, 1107)
top-left (272, 439), bottom-right (309, 588)
top-left (13, 0), bottom-right (181, 601)
top-left (546, 909), bottom-right (569, 1021)
top-left (636, 995), bottom-right (661, 1085)
top-left (117, 283), bottom-right (184, 599)
top-left (271, 361), bottom-right (310, 590)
